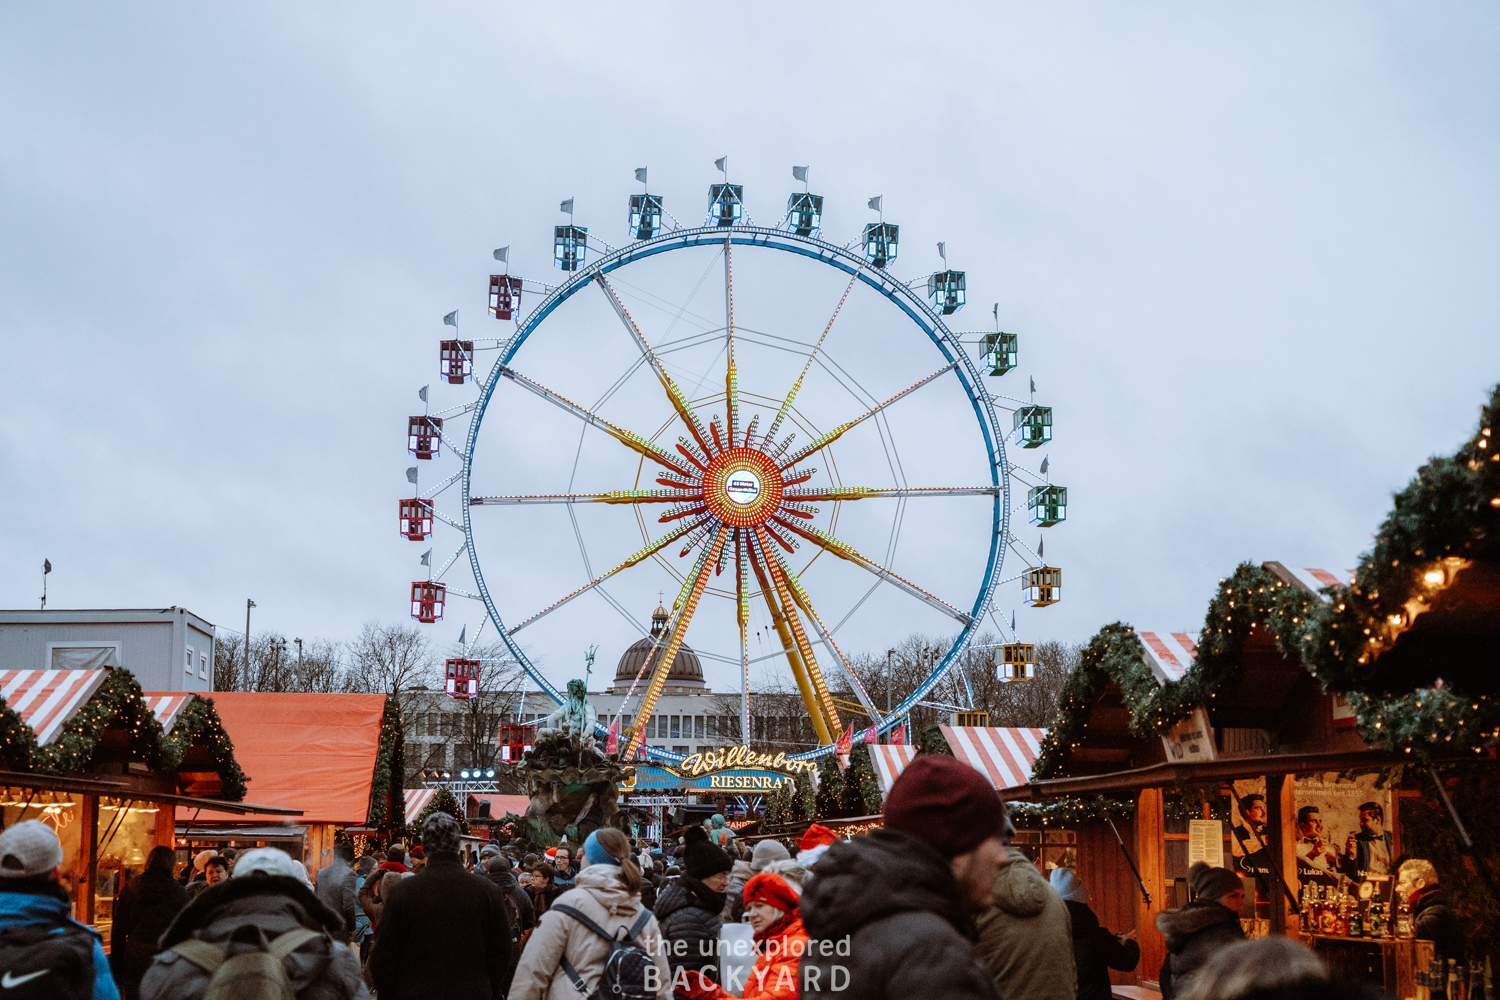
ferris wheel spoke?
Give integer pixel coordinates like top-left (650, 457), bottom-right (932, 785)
top-left (744, 539), bottom-right (834, 745)
top-left (505, 514), bottom-right (711, 636)
top-left (749, 528), bottom-right (842, 743)
top-left (777, 362), bottom-right (959, 470)
top-left (771, 516), bottom-right (973, 625)
top-left (784, 486), bottom-right (1000, 501)
top-left (594, 273), bottom-right (716, 457)
top-left (762, 271), bottom-right (860, 450)
top-left (470, 490), bottom-right (700, 506)
top-left (419, 470), bottom-right (462, 501)
top-left (623, 524), bottom-right (729, 758)
top-left (769, 547), bottom-right (884, 722)
top-left (735, 529), bottom-right (752, 741)
top-left (496, 365), bottom-right (697, 478)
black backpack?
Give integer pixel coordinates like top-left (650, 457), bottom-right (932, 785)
top-left (550, 904), bottom-right (655, 1000)
top-left (0, 920), bottom-right (96, 1000)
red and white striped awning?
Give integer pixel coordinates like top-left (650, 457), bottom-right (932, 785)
top-left (870, 744), bottom-right (918, 794)
top-left (1268, 565), bottom-right (1355, 601)
top-left (0, 670), bottom-right (110, 744)
top-left (142, 693), bottom-right (193, 732)
top-left (404, 788), bottom-right (435, 823)
top-left (941, 726), bottom-right (1046, 792)
top-left (1139, 631), bottom-right (1199, 683)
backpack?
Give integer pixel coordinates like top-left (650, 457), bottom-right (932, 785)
top-left (0, 920), bottom-right (96, 1000)
top-left (551, 904), bottom-right (655, 1000)
top-left (169, 925), bottom-right (321, 1000)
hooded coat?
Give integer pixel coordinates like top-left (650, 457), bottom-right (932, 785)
top-left (110, 866), bottom-right (189, 998)
top-left (0, 879), bottom-right (119, 1000)
top-left (506, 864), bottom-right (671, 1000)
top-left (798, 829), bottom-right (1002, 1000)
top-left (139, 874), bottom-right (365, 1000)
top-left (1153, 898), bottom-right (1246, 999)
top-left (1064, 900), bottom-right (1140, 1000)
top-left (1411, 887), bottom-right (1465, 965)
top-left (653, 874), bottom-right (726, 988)
top-left (368, 852), bottom-right (512, 1000)
top-left (975, 846), bottom-right (1077, 1000)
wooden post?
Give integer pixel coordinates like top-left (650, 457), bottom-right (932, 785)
top-left (83, 794), bottom-right (99, 925)
top-left (155, 803), bottom-right (176, 851)
top-left (1135, 786), bottom-right (1166, 982)
top-left (1266, 773), bottom-right (1300, 939)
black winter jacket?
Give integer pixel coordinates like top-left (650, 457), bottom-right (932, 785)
top-left (368, 853), bottom-right (513, 1000)
top-left (111, 867), bottom-right (190, 998)
top-left (800, 829), bottom-right (1003, 1000)
top-left (1064, 899), bottom-right (1140, 1000)
top-left (1154, 898), bottom-right (1245, 999)
top-left (481, 864), bottom-right (536, 935)
top-left (653, 874), bottom-right (725, 984)
top-left (141, 875), bottom-right (364, 1000)
top-left (1412, 888), bottom-right (1465, 965)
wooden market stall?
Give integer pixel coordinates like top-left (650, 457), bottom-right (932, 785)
top-left (0, 667), bottom-right (292, 947)
top-left (181, 692), bottom-right (402, 869)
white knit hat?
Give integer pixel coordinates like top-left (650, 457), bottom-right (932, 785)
top-left (0, 821), bottom-right (64, 879)
top-left (232, 847), bottom-right (301, 880)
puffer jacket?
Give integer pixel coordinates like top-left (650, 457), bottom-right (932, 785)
top-left (483, 863), bottom-right (536, 937)
top-left (140, 874), bottom-right (366, 1000)
top-left (653, 874), bottom-right (725, 988)
top-left (507, 865), bottom-right (671, 1000)
top-left (739, 914), bottom-right (807, 1000)
top-left (721, 860), bottom-right (754, 923)
top-left (1065, 899), bottom-right (1139, 1000)
top-left (110, 866), bottom-right (189, 998)
top-left (0, 879), bottom-right (119, 1000)
top-left (800, 829), bottom-right (1001, 1000)
top-left (1154, 898), bottom-right (1245, 999)
top-left (976, 846), bottom-right (1076, 1000)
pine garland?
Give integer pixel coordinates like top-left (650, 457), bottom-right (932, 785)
top-left (1008, 796), bottom-right (1135, 825)
top-left (366, 696), bottom-right (404, 828)
top-left (813, 754), bottom-right (848, 820)
top-left (916, 724), bottom-right (953, 757)
top-left (411, 785), bottom-right (468, 836)
top-left (0, 697), bottom-right (38, 772)
top-left (795, 766), bottom-right (817, 821)
top-left (36, 669), bottom-right (170, 775)
top-left (1031, 623), bottom-right (1147, 780)
top-left (162, 695), bottom-right (248, 801)
top-left (846, 744), bottom-right (884, 815)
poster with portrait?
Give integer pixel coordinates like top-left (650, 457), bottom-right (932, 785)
top-left (1229, 778), bottom-right (1272, 877)
top-left (1293, 773), bottom-right (1393, 889)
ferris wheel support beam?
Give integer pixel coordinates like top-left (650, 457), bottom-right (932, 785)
top-left (773, 549), bottom-right (884, 722)
top-left (785, 486), bottom-right (1000, 501)
top-left (745, 539), bottom-right (834, 746)
top-left (623, 523), bottom-right (728, 758)
top-left (470, 491), bottom-right (698, 505)
top-left (762, 271), bottom-right (860, 451)
top-left (753, 527), bottom-right (843, 742)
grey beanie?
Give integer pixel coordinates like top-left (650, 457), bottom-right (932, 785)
top-left (1189, 861), bottom-right (1243, 903)
top-left (423, 811), bottom-right (462, 857)
top-left (0, 820), bottom-right (64, 879)
top-left (750, 838), bottom-right (791, 873)
top-left (1049, 867), bottom-right (1089, 903)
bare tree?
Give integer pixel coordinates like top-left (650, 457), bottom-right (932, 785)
top-left (348, 620), bottom-right (436, 730)
top-left (453, 640), bottom-right (526, 774)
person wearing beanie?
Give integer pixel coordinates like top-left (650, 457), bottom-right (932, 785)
top-left (975, 827), bottom-right (1076, 1000)
top-left (476, 849), bottom-right (534, 984)
top-left (509, 827), bottom-right (671, 1000)
top-left (368, 812), bottom-right (514, 1000)
top-left (732, 872), bottom-right (808, 1000)
top-left (379, 844), bottom-right (409, 874)
top-left (1050, 868), bottom-right (1140, 1000)
top-left (654, 826), bottom-right (732, 998)
top-left (141, 846), bottom-right (362, 1000)
top-left (796, 824), bottom-right (839, 867)
top-left (1154, 861), bottom-right (1248, 998)
top-left (801, 755), bottom-right (1004, 1000)
top-left (0, 820), bottom-right (119, 1000)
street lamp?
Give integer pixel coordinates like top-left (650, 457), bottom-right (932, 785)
top-left (886, 649), bottom-right (897, 719)
top-left (294, 638), bottom-right (302, 674)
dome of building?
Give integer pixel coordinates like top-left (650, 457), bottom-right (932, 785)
top-left (610, 602), bottom-right (707, 694)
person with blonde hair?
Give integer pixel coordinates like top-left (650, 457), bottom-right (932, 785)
top-left (509, 828), bottom-right (671, 1000)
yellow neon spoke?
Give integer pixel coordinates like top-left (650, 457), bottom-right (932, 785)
top-left (778, 363), bottom-right (958, 471)
top-left (623, 524), bottom-right (728, 758)
top-left (771, 547), bottom-right (884, 721)
top-left (754, 526), bottom-right (843, 741)
top-left (471, 490), bottom-right (701, 505)
top-left (783, 486), bottom-right (999, 501)
top-left (746, 540), bottom-right (832, 746)
top-left (506, 514), bottom-right (711, 635)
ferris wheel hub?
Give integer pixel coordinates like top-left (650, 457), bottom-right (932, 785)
top-left (702, 447), bottom-right (785, 527)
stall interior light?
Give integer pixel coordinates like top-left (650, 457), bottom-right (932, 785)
top-left (1424, 570), bottom-right (1445, 584)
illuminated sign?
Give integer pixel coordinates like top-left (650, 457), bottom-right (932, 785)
top-left (679, 745), bottom-right (816, 777)
top-left (725, 471), bottom-right (761, 505)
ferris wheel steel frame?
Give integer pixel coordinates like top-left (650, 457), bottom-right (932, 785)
top-left (452, 222), bottom-right (1023, 763)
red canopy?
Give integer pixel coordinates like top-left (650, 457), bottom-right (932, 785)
top-left (193, 693), bottom-right (388, 824)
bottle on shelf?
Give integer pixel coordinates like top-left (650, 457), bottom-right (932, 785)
top-left (1396, 894), bottom-right (1414, 938)
top-left (1349, 895), bottom-right (1364, 938)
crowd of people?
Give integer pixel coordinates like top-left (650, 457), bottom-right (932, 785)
top-left (0, 756), bottom-right (1457, 999)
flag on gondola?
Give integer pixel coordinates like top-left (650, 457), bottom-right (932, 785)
top-left (443, 311), bottom-right (457, 327)
top-left (634, 167), bottom-right (648, 184)
top-left (792, 165), bottom-right (808, 182)
top-left (606, 717), bottom-right (620, 755)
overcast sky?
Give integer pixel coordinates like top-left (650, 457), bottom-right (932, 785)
top-left (3, 4), bottom-right (1497, 698)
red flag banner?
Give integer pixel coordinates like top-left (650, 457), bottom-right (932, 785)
top-left (834, 727), bottom-right (852, 756)
top-left (890, 722), bottom-right (907, 746)
top-left (863, 725), bottom-right (877, 744)
top-left (605, 717), bottom-right (620, 756)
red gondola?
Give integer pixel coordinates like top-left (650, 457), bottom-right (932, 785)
top-left (408, 416), bottom-right (443, 460)
top-left (410, 581), bottom-right (446, 623)
top-left (439, 340), bottom-right (474, 385)
top-left (399, 498), bottom-right (433, 541)
top-left (489, 274), bottom-right (522, 320)
top-left (445, 658), bottom-right (480, 699)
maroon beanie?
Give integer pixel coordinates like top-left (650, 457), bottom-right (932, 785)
top-left (883, 755), bottom-right (1008, 859)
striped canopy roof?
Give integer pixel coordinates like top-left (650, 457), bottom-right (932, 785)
top-left (404, 788), bottom-right (435, 824)
top-left (1138, 631), bottom-right (1199, 683)
top-left (142, 693), bottom-right (194, 732)
top-left (1264, 563), bottom-right (1355, 600)
top-left (941, 726), bottom-right (1047, 792)
top-left (0, 670), bottom-right (111, 744)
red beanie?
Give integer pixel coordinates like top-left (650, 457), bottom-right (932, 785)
top-left (744, 872), bottom-right (801, 914)
top-left (882, 755), bottom-right (1008, 859)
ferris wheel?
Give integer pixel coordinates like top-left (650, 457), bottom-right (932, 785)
top-left (399, 164), bottom-right (1066, 762)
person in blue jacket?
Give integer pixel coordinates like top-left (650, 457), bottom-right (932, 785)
top-left (0, 819), bottom-right (120, 999)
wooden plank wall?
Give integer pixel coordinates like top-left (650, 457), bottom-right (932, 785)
top-left (1076, 816), bottom-right (1151, 986)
